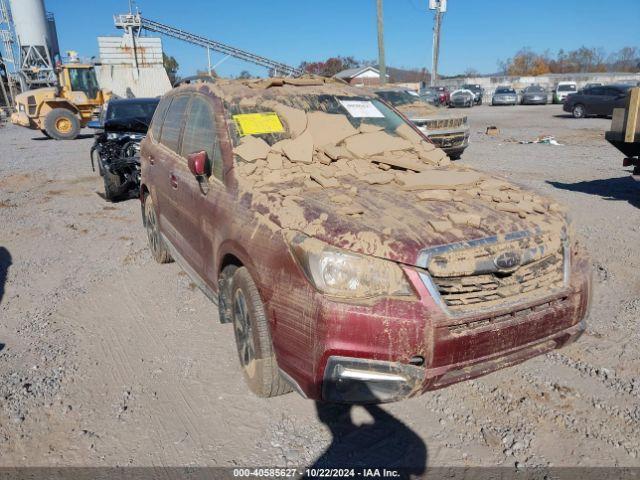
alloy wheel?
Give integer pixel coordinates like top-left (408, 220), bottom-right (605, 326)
top-left (233, 289), bottom-right (255, 367)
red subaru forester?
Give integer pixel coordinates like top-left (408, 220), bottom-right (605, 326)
top-left (139, 77), bottom-right (590, 403)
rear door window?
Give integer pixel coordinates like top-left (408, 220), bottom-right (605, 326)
top-left (590, 87), bottom-right (606, 96)
top-left (181, 95), bottom-right (223, 181)
top-left (604, 87), bottom-right (625, 97)
top-left (160, 95), bottom-right (190, 153)
top-left (150, 97), bottom-right (171, 141)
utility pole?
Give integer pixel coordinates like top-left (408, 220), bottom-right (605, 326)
top-left (429, 0), bottom-right (446, 86)
top-left (376, 0), bottom-right (386, 85)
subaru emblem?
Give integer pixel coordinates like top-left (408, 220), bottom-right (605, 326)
top-left (494, 251), bottom-right (522, 272)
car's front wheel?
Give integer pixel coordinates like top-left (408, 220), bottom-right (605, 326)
top-left (572, 104), bottom-right (586, 119)
top-left (230, 267), bottom-right (292, 398)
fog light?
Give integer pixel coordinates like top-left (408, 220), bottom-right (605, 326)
top-left (322, 356), bottom-right (424, 404)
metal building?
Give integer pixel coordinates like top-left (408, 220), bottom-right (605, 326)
top-left (95, 34), bottom-right (172, 98)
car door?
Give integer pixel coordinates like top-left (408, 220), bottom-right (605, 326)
top-left (587, 87), bottom-right (608, 115)
top-left (173, 93), bottom-right (226, 280)
top-left (598, 87), bottom-right (617, 116)
top-left (606, 87), bottom-right (628, 116)
top-left (152, 94), bottom-right (191, 256)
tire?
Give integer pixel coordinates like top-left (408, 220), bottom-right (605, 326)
top-left (218, 264), bottom-right (239, 324)
top-left (572, 104), bottom-right (586, 119)
top-left (103, 169), bottom-right (125, 202)
top-left (478, 98), bottom-right (483, 106)
top-left (230, 267), bottom-right (292, 397)
top-left (44, 109), bottom-right (80, 140)
top-left (143, 193), bottom-right (173, 264)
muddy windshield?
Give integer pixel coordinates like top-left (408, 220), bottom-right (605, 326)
top-left (226, 94), bottom-right (417, 148)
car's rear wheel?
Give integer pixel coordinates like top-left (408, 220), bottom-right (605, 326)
top-left (572, 104), bottom-right (586, 119)
top-left (230, 267), bottom-right (292, 397)
top-left (143, 193), bottom-right (173, 264)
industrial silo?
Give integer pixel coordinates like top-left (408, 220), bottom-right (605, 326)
top-left (8, 0), bottom-right (58, 88)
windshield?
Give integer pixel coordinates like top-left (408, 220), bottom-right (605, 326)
top-left (227, 94), bottom-right (421, 150)
top-left (496, 88), bottom-right (515, 94)
top-left (67, 68), bottom-right (100, 99)
top-left (375, 91), bottom-right (419, 107)
top-left (106, 100), bottom-right (159, 124)
top-left (525, 86), bottom-right (545, 93)
top-left (558, 84), bottom-right (576, 92)
top-left (462, 85), bottom-right (481, 92)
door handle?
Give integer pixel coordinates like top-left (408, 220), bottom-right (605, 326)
top-left (148, 154), bottom-right (155, 165)
top-left (169, 173), bottom-right (178, 189)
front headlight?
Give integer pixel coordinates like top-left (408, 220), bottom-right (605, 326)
top-left (18, 103), bottom-right (25, 112)
top-left (106, 132), bottom-right (120, 140)
top-left (289, 234), bottom-right (414, 300)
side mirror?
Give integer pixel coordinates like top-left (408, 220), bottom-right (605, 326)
top-left (187, 150), bottom-right (208, 177)
top-left (87, 120), bottom-right (102, 129)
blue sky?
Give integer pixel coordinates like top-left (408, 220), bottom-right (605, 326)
top-left (47, 0), bottom-right (639, 78)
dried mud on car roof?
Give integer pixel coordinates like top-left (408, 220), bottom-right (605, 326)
top-left (190, 79), bottom-right (567, 258)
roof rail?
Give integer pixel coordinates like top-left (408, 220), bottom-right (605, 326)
top-left (173, 75), bottom-right (217, 87)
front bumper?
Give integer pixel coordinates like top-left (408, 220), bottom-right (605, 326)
top-left (493, 97), bottom-right (517, 105)
top-left (306, 246), bottom-right (591, 403)
top-left (419, 126), bottom-right (470, 154)
top-left (322, 319), bottom-right (585, 403)
top-left (523, 97), bottom-right (547, 105)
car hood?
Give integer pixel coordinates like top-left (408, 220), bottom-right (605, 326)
top-left (248, 169), bottom-right (566, 267)
top-left (394, 102), bottom-right (464, 123)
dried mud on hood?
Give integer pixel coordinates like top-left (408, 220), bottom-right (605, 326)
top-left (202, 79), bottom-right (568, 265)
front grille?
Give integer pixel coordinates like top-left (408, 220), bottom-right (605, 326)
top-left (419, 231), bottom-right (567, 315)
top-left (424, 117), bottom-right (466, 130)
top-left (437, 252), bottom-right (564, 310)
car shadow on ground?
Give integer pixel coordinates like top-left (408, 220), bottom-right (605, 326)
top-left (310, 401), bottom-right (427, 477)
top-left (0, 246), bottom-right (12, 305)
top-left (547, 175), bottom-right (640, 208)
top-left (32, 133), bottom-right (94, 141)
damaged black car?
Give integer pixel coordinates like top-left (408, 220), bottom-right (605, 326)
top-left (89, 98), bottom-right (159, 201)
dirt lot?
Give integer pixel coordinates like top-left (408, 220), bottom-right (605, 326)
top-left (0, 104), bottom-right (639, 470)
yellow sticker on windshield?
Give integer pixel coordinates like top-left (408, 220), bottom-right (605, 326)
top-left (232, 112), bottom-right (284, 136)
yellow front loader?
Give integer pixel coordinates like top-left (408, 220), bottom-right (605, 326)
top-left (11, 63), bottom-right (110, 140)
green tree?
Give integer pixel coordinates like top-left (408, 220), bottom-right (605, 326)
top-left (163, 53), bottom-right (179, 85)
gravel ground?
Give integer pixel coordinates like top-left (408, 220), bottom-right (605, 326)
top-left (0, 104), bottom-right (639, 470)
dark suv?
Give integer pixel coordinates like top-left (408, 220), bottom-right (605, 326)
top-left (89, 98), bottom-right (159, 201)
top-left (563, 85), bottom-right (631, 118)
top-left (139, 78), bottom-right (590, 403)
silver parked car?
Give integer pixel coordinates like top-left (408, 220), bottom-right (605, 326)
top-left (449, 89), bottom-right (474, 108)
top-left (521, 85), bottom-right (548, 105)
top-left (491, 86), bottom-right (517, 106)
